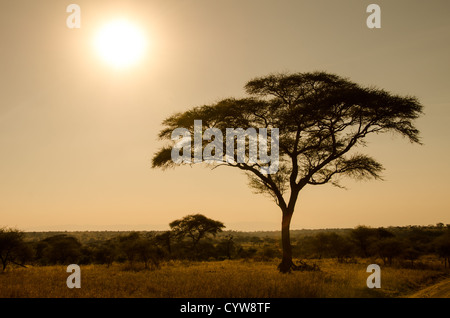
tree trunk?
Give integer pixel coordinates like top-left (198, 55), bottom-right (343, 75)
top-left (1, 256), bottom-right (7, 272)
top-left (192, 237), bottom-right (199, 260)
top-left (277, 206), bottom-right (320, 273)
top-left (278, 209), bottom-right (294, 273)
top-left (166, 236), bottom-right (172, 254)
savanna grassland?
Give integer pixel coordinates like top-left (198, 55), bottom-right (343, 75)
top-left (0, 258), bottom-right (448, 298)
top-left (1, 224), bottom-right (450, 298)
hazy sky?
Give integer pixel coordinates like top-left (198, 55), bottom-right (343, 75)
top-left (1, 0), bottom-right (449, 231)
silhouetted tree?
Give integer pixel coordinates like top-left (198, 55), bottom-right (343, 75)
top-left (153, 72), bottom-right (423, 272)
top-left (311, 232), bottom-right (355, 261)
top-left (407, 227), bottom-right (441, 254)
top-left (402, 247), bottom-right (421, 267)
top-left (118, 232), bottom-right (164, 269)
top-left (154, 231), bottom-right (173, 255)
top-left (375, 228), bottom-right (395, 240)
top-left (37, 234), bottom-right (82, 265)
top-left (0, 227), bottom-right (32, 271)
top-left (350, 226), bottom-right (378, 257)
top-left (215, 235), bottom-right (235, 260)
top-left (93, 240), bottom-right (118, 267)
top-left (134, 237), bottom-right (164, 269)
top-left (223, 234), bottom-right (234, 260)
top-left (169, 214), bottom-right (225, 257)
top-left (79, 245), bottom-right (95, 265)
top-left (312, 232), bottom-right (336, 258)
top-left (375, 237), bottom-right (405, 266)
top-left (118, 232), bottom-right (141, 266)
top-left (435, 232), bottom-right (450, 268)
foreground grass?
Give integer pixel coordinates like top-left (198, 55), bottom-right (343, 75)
top-left (0, 259), bottom-right (447, 298)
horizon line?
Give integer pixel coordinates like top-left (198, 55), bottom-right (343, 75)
top-left (16, 221), bottom-right (448, 233)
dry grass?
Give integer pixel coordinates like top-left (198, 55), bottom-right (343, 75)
top-left (0, 258), bottom-right (447, 298)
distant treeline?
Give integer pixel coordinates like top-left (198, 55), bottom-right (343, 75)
top-left (1, 221), bottom-right (450, 271)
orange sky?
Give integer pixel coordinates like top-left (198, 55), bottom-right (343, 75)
top-left (1, 0), bottom-right (449, 231)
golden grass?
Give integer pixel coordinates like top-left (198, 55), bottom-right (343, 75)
top-left (0, 259), bottom-right (447, 298)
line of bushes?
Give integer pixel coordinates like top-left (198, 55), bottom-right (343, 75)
top-left (1, 222), bottom-right (450, 271)
top-left (292, 225), bottom-right (450, 268)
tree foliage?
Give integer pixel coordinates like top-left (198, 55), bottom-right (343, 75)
top-left (153, 71), bottom-right (422, 199)
top-left (0, 227), bottom-right (32, 271)
top-left (117, 232), bottom-right (164, 269)
top-left (169, 214), bottom-right (225, 256)
top-left (35, 234), bottom-right (82, 265)
top-left (1, 223), bottom-right (450, 271)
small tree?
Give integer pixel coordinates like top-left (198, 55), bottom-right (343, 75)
top-left (154, 231), bottom-right (173, 255)
top-left (350, 226), bottom-right (378, 258)
top-left (93, 240), bottom-right (118, 267)
top-left (311, 232), bottom-right (355, 262)
top-left (0, 227), bottom-right (31, 271)
top-left (118, 232), bottom-right (164, 269)
top-left (375, 237), bottom-right (405, 266)
top-left (222, 234), bottom-right (235, 260)
top-left (312, 232), bottom-right (337, 259)
top-left (170, 214), bottom-right (225, 257)
top-left (435, 232), bottom-right (450, 268)
top-left (402, 247), bottom-right (420, 267)
top-left (118, 232), bottom-right (141, 266)
top-left (37, 234), bottom-right (82, 265)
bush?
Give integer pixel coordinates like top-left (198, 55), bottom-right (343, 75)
top-left (35, 235), bottom-right (82, 265)
top-left (0, 228), bottom-right (32, 271)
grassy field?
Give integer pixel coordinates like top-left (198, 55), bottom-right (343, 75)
top-left (0, 258), bottom-right (448, 298)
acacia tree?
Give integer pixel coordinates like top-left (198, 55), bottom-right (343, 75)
top-left (169, 214), bottom-right (225, 256)
top-left (37, 234), bottom-right (82, 265)
top-left (0, 227), bottom-right (31, 271)
top-left (152, 72), bottom-right (423, 272)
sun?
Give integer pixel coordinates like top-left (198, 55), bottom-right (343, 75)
top-left (94, 19), bottom-right (147, 69)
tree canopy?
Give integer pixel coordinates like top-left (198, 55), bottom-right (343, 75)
top-left (169, 214), bottom-right (225, 255)
top-left (0, 227), bottom-right (32, 271)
